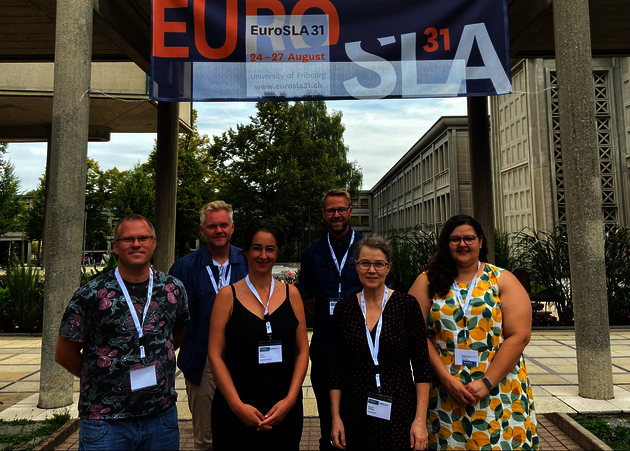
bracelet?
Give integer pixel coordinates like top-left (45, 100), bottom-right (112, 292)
top-left (482, 377), bottom-right (493, 390)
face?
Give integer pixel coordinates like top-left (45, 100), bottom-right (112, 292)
top-left (448, 224), bottom-right (483, 267)
top-left (322, 195), bottom-right (353, 236)
top-left (113, 220), bottom-right (156, 269)
top-left (199, 209), bottom-right (234, 251)
top-left (244, 231), bottom-right (278, 274)
top-left (355, 246), bottom-right (391, 290)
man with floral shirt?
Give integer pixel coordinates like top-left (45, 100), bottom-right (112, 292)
top-left (55, 214), bottom-right (189, 451)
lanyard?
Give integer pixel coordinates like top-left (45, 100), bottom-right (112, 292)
top-left (452, 260), bottom-right (481, 318)
top-left (245, 275), bottom-right (275, 339)
top-left (327, 230), bottom-right (355, 298)
top-left (115, 268), bottom-right (153, 360)
top-left (206, 262), bottom-right (231, 293)
top-left (360, 287), bottom-right (388, 392)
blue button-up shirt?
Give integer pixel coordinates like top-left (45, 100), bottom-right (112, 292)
top-left (298, 227), bottom-right (364, 353)
top-left (169, 245), bottom-right (248, 385)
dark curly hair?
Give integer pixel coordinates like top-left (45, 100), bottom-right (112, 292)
top-left (424, 215), bottom-right (488, 298)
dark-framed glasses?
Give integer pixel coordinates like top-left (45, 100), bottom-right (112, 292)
top-left (356, 260), bottom-right (389, 271)
top-left (117, 235), bottom-right (154, 245)
top-left (324, 207), bottom-right (349, 216)
top-left (449, 235), bottom-right (478, 246)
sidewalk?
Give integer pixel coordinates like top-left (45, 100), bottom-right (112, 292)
top-left (0, 330), bottom-right (628, 448)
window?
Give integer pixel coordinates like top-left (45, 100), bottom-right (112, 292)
top-left (360, 198), bottom-right (368, 207)
top-left (361, 216), bottom-right (370, 226)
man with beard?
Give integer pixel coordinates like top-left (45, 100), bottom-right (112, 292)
top-left (55, 214), bottom-right (189, 450)
top-left (169, 201), bottom-right (248, 450)
top-left (297, 189), bottom-right (364, 451)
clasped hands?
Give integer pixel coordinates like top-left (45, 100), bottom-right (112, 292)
top-left (447, 378), bottom-right (490, 405)
top-left (234, 398), bottom-right (293, 431)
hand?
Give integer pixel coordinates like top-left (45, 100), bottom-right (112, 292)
top-left (464, 379), bottom-right (490, 402)
top-left (258, 398), bottom-right (295, 431)
top-left (233, 402), bottom-right (266, 429)
top-left (331, 416), bottom-right (346, 449)
top-left (410, 418), bottom-right (428, 450)
top-left (444, 376), bottom-right (476, 405)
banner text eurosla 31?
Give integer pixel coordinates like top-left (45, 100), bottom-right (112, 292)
top-left (150, 0), bottom-right (511, 102)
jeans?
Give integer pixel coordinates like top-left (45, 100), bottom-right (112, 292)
top-left (79, 405), bottom-right (179, 451)
top-left (310, 345), bottom-right (335, 451)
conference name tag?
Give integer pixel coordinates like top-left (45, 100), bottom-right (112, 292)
top-left (366, 392), bottom-right (393, 421)
top-left (329, 298), bottom-right (339, 315)
top-left (455, 349), bottom-right (479, 368)
top-left (130, 364), bottom-right (157, 391)
top-left (258, 340), bottom-right (283, 364)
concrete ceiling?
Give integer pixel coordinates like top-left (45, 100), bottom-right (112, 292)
top-left (0, 0), bottom-right (628, 142)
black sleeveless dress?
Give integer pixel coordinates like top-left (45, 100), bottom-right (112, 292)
top-left (211, 284), bottom-right (304, 451)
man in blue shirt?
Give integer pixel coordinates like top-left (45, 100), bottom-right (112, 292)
top-left (169, 201), bottom-right (248, 450)
top-left (298, 189), bottom-right (364, 450)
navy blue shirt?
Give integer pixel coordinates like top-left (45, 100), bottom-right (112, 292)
top-left (298, 227), bottom-right (364, 353)
top-left (169, 245), bottom-right (248, 385)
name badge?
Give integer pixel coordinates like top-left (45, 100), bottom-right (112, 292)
top-left (455, 349), bottom-right (479, 368)
top-left (366, 392), bottom-right (393, 421)
top-left (329, 298), bottom-right (339, 315)
top-left (130, 364), bottom-right (157, 391)
top-left (258, 340), bottom-right (282, 364)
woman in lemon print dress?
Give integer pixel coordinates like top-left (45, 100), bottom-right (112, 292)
top-left (409, 215), bottom-right (538, 450)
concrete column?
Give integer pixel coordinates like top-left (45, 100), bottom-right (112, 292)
top-left (467, 97), bottom-right (495, 263)
top-left (153, 101), bottom-right (179, 273)
top-left (552, 0), bottom-right (613, 399)
top-left (38, 0), bottom-right (93, 408)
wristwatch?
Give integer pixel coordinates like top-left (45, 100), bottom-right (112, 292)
top-left (482, 377), bottom-right (493, 390)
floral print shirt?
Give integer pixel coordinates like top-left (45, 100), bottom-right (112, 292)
top-left (59, 269), bottom-right (189, 420)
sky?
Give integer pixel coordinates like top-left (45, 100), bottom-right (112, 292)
top-left (5, 97), bottom-right (467, 193)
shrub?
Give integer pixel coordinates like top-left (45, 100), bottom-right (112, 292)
top-left (2, 259), bottom-right (44, 333)
top-left (604, 225), bottom-right (630, 325)
top-left (389, 226), bottom-right (437, 292)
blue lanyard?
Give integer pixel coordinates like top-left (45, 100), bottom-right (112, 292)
top-left (206, 262), bottom-right (231, 293)
top-left (360, 287), bottom-right (388, 391)
top-left (452, 260), bottom-right (481, 316)
top-left (115, 268), bottom-right (153, 359)
top-left (327, 231), bottom-right (355, 298)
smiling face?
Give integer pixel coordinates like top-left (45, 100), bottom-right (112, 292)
top-left (113, 219), bottom-right (156, 271)
top-left (199, 209), bottom-right (234, 252)
top-left (355, 246), bottom-right (391, 290)
top-left (244, 231), bottom-right (278, 275)
top-left (448, 224), bottom-right (483, 269)
top-left (322, 195), bottom-right (353, 237)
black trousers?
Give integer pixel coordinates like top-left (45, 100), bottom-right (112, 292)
top-left (309, 345), bottom-right (335, 451)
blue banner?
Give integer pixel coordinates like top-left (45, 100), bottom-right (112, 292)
top-left (151, 0), bottom-right (511, 101)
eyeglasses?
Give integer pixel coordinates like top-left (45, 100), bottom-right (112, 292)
top-left (449, 235), bottom-right (478, 246)
top-left (356, 260), bottom-right (389, 271)
top-left (116, 235), bottom-right (154, 245)
top-left (324, 207), bottom-right (349, 216)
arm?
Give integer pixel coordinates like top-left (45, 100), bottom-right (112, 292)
top-left (173, 326), bottom-right (186, 351)
top-left (208, 285), bottom-right (267, 429)
top-left (330, 389), bottom-right (346, 449)
top-left (464, 270), bottom-right (532, 400)
top-left (410, 383), bottom-right (430, 450)
top-left (55, 336), bottom-right (84, 378)
top-left (409, 275), bottom-right (475, 405)
top-left (259, 284), bottom-right (310, 428)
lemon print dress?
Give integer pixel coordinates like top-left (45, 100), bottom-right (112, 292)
top-left (424, 263), bottom-right (539, 450)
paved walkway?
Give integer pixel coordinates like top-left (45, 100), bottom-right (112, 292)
top-left (0, 330), bottom-right (628, 449)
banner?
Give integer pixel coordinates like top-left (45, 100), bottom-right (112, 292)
top-left (150, 0), bottom-right (511, 102)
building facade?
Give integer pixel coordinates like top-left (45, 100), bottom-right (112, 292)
top-left (370, 117), bottom-right (472, 236)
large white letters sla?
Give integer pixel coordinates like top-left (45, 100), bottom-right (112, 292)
top-left (344, 23), bottom-right (511, 99)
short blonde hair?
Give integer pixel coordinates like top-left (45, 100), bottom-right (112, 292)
top-left (322, 188), bottom-right (351, 207)
top-left (200, 201), bottom-right (233, 225)
top-left (114, 214), bottom-right (155, 240)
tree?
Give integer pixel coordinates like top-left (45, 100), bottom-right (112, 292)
top-left (24, 175), bottom-right (46, 263)
top-left (0, 143), bottom-right (25, 238)
top-left (108, 164), bottom-right (156, 224)
top-left (209, 101), bottom-right (363, 256)
top-left (146, 110), bottom-right (216, 258)
top-left (84, 158), bottom-right (113, 251)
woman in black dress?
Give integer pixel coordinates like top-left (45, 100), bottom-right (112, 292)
top-left (330, 234), bottom-right (431, 450)
top-left (208, 220), bottom-right (309, 450)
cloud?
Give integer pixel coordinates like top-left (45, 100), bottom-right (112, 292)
top-left (6, 98), bottom-right (467, 192)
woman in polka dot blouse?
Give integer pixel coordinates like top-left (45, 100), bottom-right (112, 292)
top-left (330, 234), bottom-right (432, 450)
